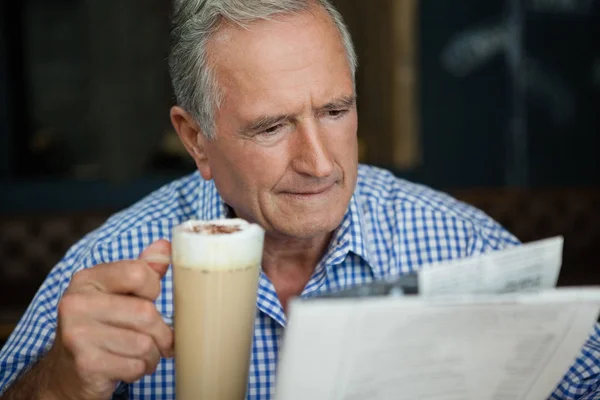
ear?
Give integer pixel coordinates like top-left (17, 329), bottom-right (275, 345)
top-left (170, 106), bottom-right (213, 181)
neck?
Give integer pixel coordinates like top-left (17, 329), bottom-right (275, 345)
top-left (262, 232), bottom-right (332, 273)
top-left (261, 231), bottom-right (333, 312)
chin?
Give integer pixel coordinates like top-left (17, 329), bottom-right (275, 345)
top-left (273, 211), bottom-right (345, 239)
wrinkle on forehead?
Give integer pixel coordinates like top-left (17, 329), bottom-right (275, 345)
top-left (206, 3), bottom-right (352, 130)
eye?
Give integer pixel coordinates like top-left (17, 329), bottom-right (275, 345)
top-left (262, 124), bottom-right (283, 135)
top-left (327, 109), bottom-right (349, 119)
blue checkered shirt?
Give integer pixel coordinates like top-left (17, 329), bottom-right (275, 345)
top-left (1, 165), bottom-right (599, 399)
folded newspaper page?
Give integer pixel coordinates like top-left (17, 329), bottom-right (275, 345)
top-left (275, 237), bottom-right (597, 400)
top-left (315, 236), bottom-right (564, 300)
top-left (276, 288), bottom-right (600, 400)
top-left (418, 236), bottom-right (564, 296)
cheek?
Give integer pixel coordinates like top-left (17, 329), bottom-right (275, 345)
top-left (332, 114), bottom-right (359, 158)
top-left (240, 145), bottom-right (291, 191)
top-left (347, 112), bottom-right (359, 143)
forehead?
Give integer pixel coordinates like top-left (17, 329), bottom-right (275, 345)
top-left (207, 5), bottom-right (353, 116)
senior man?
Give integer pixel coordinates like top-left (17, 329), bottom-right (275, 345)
top-left (1, 0), bottom-right (599, 399)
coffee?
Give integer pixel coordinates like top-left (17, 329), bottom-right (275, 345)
top-left (172, 219), bottom-right (265, 399)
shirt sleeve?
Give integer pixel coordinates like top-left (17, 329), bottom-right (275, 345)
top-left (465, 215), bottom-right (522, 256)
top-left (550, 323), bottom-right (600, 399)
top-left (0, 238), bottom-right (98, 394)
top-left (0, 262), bottom-right (64, 392)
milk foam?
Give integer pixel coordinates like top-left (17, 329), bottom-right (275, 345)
top-left (171, 219), bottom-right (265, 271)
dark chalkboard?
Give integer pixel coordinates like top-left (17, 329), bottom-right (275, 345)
top-left (421, 0), bottom-right (600, 187)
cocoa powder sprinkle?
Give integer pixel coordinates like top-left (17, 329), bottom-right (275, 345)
top-left (190, 224), bottom-right (242, 234)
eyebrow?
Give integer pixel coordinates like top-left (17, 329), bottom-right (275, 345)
top-left (239, 94), bottom-right (357, 135)
top-left (317, 95), bottom-right (357, 112)
top-left (240, 114), bottom-right (294, 135)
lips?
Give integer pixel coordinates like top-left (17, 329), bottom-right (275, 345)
top-left (282, 182), bottom-right (336, 196)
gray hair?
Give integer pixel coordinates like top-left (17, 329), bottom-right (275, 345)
top-left (168, 0), bottom-right (358, 139)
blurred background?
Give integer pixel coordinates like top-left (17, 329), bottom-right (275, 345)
top-left (1, 0), bottom-right (599, 344)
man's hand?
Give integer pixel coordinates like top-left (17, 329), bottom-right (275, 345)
top-left (44, 240), bottom-right (174, 400)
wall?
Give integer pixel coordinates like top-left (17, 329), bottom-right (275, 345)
top-left (1, 0), bottom-right (599, 214)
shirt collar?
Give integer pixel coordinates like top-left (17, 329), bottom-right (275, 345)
top-left (322, 192), bottom-right (373, 269)
top-left (194, 175), bottom-right (373, 269)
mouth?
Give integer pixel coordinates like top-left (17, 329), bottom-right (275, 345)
top-left (281, 182), bottom-right (337, 197)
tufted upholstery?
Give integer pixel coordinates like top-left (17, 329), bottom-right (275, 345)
top-left (451, 188), bottom-right (600, 287)
top-left (0, 211), bottom-right (111, 311)
top-left (1, 188), bottom-right (599, 344)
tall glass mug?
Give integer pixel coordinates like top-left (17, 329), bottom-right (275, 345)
top-left (171, 219), bottom-right (265, 399)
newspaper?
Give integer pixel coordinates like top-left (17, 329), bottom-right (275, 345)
top-left (275, 237), bottom-right (600, 400)
top-left (418, 236), bottom-right (564, 296)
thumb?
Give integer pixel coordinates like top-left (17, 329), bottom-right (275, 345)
top-left (139, 239), bottom-right (172, 278)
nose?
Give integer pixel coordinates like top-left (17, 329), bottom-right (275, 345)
top-left (291, 120), bottom-right (335, 178)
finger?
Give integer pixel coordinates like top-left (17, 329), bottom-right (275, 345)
top-left (74, 349), bottom-right (149, 384)
top-left (138, 239), bottom-right (172, 278)
top-left (59, 291), bottom-right (174, 358)
top-left (94, 325), bottom-right (162, 375)
top-left (83, 293), bottom-right (174, 357)
top-left (69, 261), bottom-right (162, 301)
